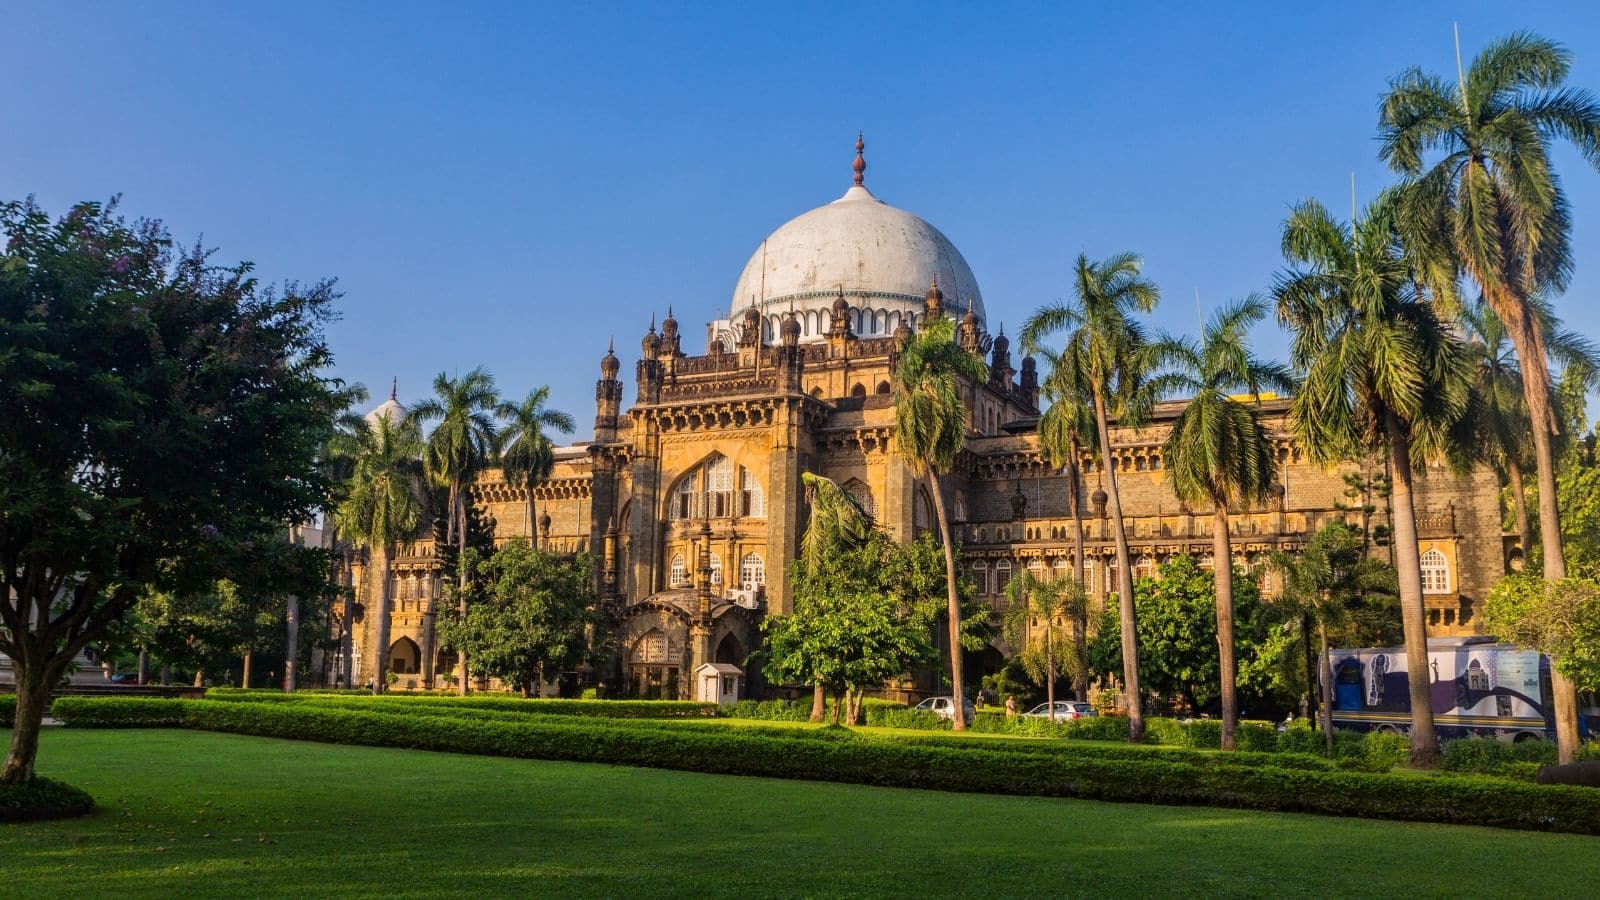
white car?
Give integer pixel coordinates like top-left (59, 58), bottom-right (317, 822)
top-left (914, 696), bottom-right (976, 726)
top-left (1024, 701), bottom-right (1096, 721)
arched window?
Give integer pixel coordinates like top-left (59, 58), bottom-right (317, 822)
top-left (669, 554), bottom-right (687, 587)
top-left (1106, 559), bottom-right (1120, 596)
top-left (995, 559), bottom-right (1013, 594)
top-left (1052, 557), bottom-right (1071, 580)
top-left (710, 553), bottom-right (723, 586)
top-left (1082, 559), bottom-right (1097, 595)
top-left (706, 455), bottom-right (734, 517)
top-left (843, 478), bottom-right (876, 521)
top-left (914, 490), bottom-right (932, 533)
top-left (670, 476), bottom-right (697, 520)
top-left (740, 553), bottom-right (765, 589)
top-left (1135, 555), bottom-right (1156, 582)
top-left (1028, 559), bottom-right (1046, 579)
top-left (1421, 548), bottom-right (1451, 594)
top-left (741, 468), bottom-right (765, 517)
top-left (876, 380), bottom-right (891, 395)
top-left (851, 383), bottom-right (867, 398)
top-left (970, 560), bottom-right (989, 595)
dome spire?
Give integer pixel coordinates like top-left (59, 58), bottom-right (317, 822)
top-left (390, 376), bottom-right (397, 402)
top-left (853, 132), bottom-right (866, 187)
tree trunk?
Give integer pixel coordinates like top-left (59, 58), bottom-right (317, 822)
top-left (831, 689), bottom-right (844, 726)
top-left (0, 658), bottom-right (58, 785)
top-left (1045, 617), bottom-right (1056, 716)
top-left (1318, 623), bottom-right (1335, 757)
top-left (1212, 504), bottom-right (1239, 751)
top-left (926, 471), bottom-right (966, 732)
top-left (137, 649), bottom-right (148, 686)
top-left (284, 594), bottom-right (299, 693)
top-left (242, 651), bottom-right (253, 690)
top-left (341, 551), bottom-right (355, 689)
top-left (161, 663), bottom-right (172, 687)
top-left (1068, 451), bottom-right (1089, 702)
top-left (1495, 286), bottom-right (1580, 763)
top-left (1506, 457), bottom-right (1534, 566)
top-left (809, 681), bottom-right (825, 723)
top-left (372, 545), bottom-right (394, 695)
top-left (1300, 615), bottom-right (1314, 721)
top-left (455, 483), bottom-right (471, 697)
top-left (1093, 391), bottom-right (1142, 742)
top-left (1383, 411), bottom-right (1442, 768)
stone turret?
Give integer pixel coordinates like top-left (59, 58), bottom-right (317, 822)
top-left (990, 324), bottom-right (1015, 391)
top-left (637, 316), bottom-right (663, 404)
top-left (958, 299), bottom-right (982, 354)
top-left (595, 338), bottom-right (623, 442)
top-left (828, 289), bottom-right (852, 340)
top-left (924, 276), bottom-right (944, 320)
top-left (1020, 355), bottom-right (1039, 409)
top-left (661, 306), bottom-right (683, 358)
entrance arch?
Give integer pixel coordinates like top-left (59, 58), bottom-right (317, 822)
top-left (389, 637), bottom-right (421, 674)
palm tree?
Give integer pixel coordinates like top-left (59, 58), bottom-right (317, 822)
top-left (1268, 521), bottom-right (1399, 754)
top-left (1274, 192), bottom-right (1472, 768)
top-left (1021, 252), bottom-right (1162, 742)
top-left (1035, 347), bottom-right (1096, 701)
top-left (1161, 296), bottom-right (1297, 750)
top-left (1381, 32), bottom-right (1600, 598)
top-left (894, 314), bottom-right (988, 731)
top-left (332, 411), bottom-right (425, 694)
top-left (316, 381), bottom-right (370, 690)
top-left (1002, 568), bottom-right (1086, 717)
top-left (499, 385), bottom-right (577, 544)
top-left (410, 368), bottom-right (502, 694)
top-left (1459, 299), bottom-right (1600, 559)
top-left (797, 472), bottom-right (874, 722)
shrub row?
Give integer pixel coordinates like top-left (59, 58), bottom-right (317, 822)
top-left (203, 691), bottom-right (719, 719)
top-left (0, 777), bottom-right (95, 822)
top-left (53, 697), bottom-right (187, 727)
top-left (54, 696), bottom-right (1600, 834)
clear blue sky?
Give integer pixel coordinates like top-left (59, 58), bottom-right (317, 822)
top-left (6, 2), bottom-right (1600, 431)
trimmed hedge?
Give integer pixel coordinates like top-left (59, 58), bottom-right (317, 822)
top-left (52, 696), bottom-right (1600, 834)
top-left (204, 692), bottom-right (719, 719)
top-left (0, 777), bottom-right (95, 822)
top-left (53, 697), bottom-right (186, 727)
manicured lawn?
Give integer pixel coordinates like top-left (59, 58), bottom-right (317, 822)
top-left (1, 729), bottom-right (1593, 898)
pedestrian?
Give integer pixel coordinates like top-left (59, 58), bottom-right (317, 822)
top-left (1005, 695), bottom-right (1017, 717)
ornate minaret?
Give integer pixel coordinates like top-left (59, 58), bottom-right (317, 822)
top-left (1020, 354), bottom-right (1039, 409)
top-left (989, 324), bottom-right (1015, 392)
top-left (958, 298), bottom-right (982, 354)
top-left (924, 275), bottom-right (944, 320)
top-left (637, 315), bottom-right (663, 405)
top-left (660, 306), bottom-right (683, 359)
top-left (595, 338), bottom-right (622, 443)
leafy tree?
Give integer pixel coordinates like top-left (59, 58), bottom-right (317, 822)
top-left (436, 539), bottom-right (597, 697)
top-left (1274, 191), bottom-right (1472, 768)
top-left (894, 316), bottom-right (988, 730)
top-left (1484, 575), bottom-right (1600, 693)
top-left (1002, 568), bottom-right (1086, 715)
top-left (411, 367), bottom-right (501, 693)
top-left (1034, 344), bottom-right (1097, 700)
top-left (1161, 295), bottom-right (1296, 749)
top-left (0, 198), bottom-right (341, 784)
top-left (1021, 252), bottom-right (1164, 741)
top-left (1087, 555), bottom-right (1275, 715)
top-left (1266, 521), bottom-right (1400, 753)
top-left (332, 412), bottom-right (425, 694)
top-left (498, 385), bottom-right (576, 541)
top-left (1380, 31), bottom-right (1600, 763)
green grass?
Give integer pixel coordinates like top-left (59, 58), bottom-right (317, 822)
top-left (1, 729), bottom-right (1594, 898)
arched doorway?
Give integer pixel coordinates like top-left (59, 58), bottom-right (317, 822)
top-left (389, 637), bottom-right (420, 675)
top-left (715, 633), bottom-right (746, 667)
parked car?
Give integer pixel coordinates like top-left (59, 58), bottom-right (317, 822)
top-left (1024, 701), bottom-right (1096, 721)
top-left (109, 673), bottom-right (140, 685)
top-left (914, 695), bottom-right (976, 726)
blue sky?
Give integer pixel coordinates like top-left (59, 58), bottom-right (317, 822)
top-left (6, 2), bottom-right (1600, 431)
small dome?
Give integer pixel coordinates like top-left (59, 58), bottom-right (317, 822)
top-left (365, 379), bottom-right (406, 427)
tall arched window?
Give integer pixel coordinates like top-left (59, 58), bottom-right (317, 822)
top-left (1135, 555), bottom-right (1156, 582)
top-left (843, 478), bottom-right (876, 521)
top-left (706, 456), bottom-right (734, 517)
top-left (669, 554), bottom-right (687, 587)
top-left (741, 468), bottom-right (765, 517)
top-left (710, 553), bottom-right (723, 586)
top-left (1106, 559), bottom-right (1119, 596)
top-left (740, 553), bottom-right (765, 589)
top-left (994, 559), bottom-right (1013, 594)
top-left (914, 491), bottom-right (932, 533)
top-left (671, 476), bottom-right (697, 520)
top-left (1082, 559), bottom-right (1097, 595)
top-left (1028, 559), bottom-right (1046, 580)
top-left (970, 560), bottom-right (989, 595)
top-left (1052, 557), bottom-right (1071, 580)
top-left (1421, 548), bottom-right (1451, 594)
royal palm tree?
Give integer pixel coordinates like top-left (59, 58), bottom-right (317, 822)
top-left (499, 385), bottom-right (577, 544)
top-left (1021, 252), bottom-right (1162, 742)
top-left (312, 381), bottom-right (370, 691)
top-left (410, 368), bottom-right (502, 694)
top-left (1460, 299), bottom-right (1600, 559)
top-left (1161, 296), bottom-right (1297, 750)
top-left (1381, 33), bottom-right (1600, 601)
top-left (1002, 568), bottom-right (1086, 718)
top-left (1267, 521), bottom-right (1399, 755)
top-left (332, 411), bottom-right (425, 694)
top-left (1035, 347), bottom-right (1096, 700)
top-left (1274, 192), bottom-right (1472, 768)
top-left (894, 315), bottom-right (988, 731)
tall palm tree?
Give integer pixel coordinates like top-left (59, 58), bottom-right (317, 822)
top-left (332, 411), bottom-right (425, 694)
top-left (1459, 299), bottom-right (1600, 559)
top-left (1274, 192), bottom-right (1473, 768)
top-left (1161, 296), bottom-right (1297, 750)
top-left (1021, 252), bottom-right (1162, 742)
top-left (1267, 521), bottom-right (1399, 755)
top-left (1002, 568), bottom-right (1085, 717)
top-left (410, 368), bottom-right (502, 694)
top-left (894, 315), bottom-right (988, 731)
top-left (1381, 32), bottom-right (1600, 590)
top-left (499, 385), bottom-right (577, 544)
top-left (316, 381), bottom-right (370, 690)
top-left (1036, 347), bottom-right (1096, 701)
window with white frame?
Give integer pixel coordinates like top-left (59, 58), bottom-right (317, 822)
top-left (1421, 548), bottom-right (1451, 594)
top-left (1052, 557), bottom-right (1071, 581)
top-left (671, 477), bottom-right (697, 520)
top-left (740, 553), bottom-right (765, 589)
top-left (669, 554), bottom-right (688, 587)
top-left (1135, 556), bottom-right (1156, 582)
top-left (707, 456), bottom-right (734, 518)
top-left (1028, 559), bottom-right (1046, 580)
top-left (710, 553), bottom-right (723, 586)
top-left (741, 468), bottom-right (765, 517)
top-left (995, 559), bottom-right (1013, 594)
top-left (970, 560), bottom-right (989, 595)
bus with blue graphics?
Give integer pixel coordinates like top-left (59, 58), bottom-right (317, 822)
top-left (1327, 636), bottom-right (1598, 741)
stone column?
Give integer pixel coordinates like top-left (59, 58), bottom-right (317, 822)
top-left (765, 399), bottom-right (805, 615)
top-left (629, 417), bottom-right (662, 600)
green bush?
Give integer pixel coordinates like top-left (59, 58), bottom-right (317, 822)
top-left (203, 692), bottom-right (719, 719)
top-left (867, 706), bottom-right (949, 730)
top-left (1442, 737), bottom-right (1559, 776)
top-left (1363, 732), bottom-right (1410, 770)
top-left (1277, 722), bottom-right (1323, 755)
top-left (58, 697), bottom-right (1600, 834)
top-left (1061, 716), bottom-right (1133, 742)
top-left (0, 777), bottom-right (95, 822)
top-left (725, 699), bottom-right (811, 721)
top-left (52, 697), bottom-right (187, 727)
top-left (0, 694), bottom-right (14, 728)
top-left (1236, 722), bottom-right (1279, 753)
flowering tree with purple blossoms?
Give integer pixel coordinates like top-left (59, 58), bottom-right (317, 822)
top-left (0, 197), bottom-right (344, 787)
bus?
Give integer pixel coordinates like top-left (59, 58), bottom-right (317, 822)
top-left (1326, 636), bottom-right (1599, 742)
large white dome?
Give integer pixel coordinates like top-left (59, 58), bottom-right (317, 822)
top-left (728, 172), bottom-right (984, 343)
